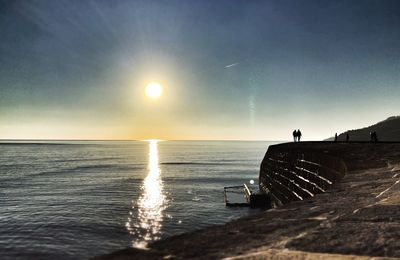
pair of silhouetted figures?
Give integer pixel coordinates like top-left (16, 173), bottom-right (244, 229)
top-left (334, 133), bottom-right (350, 142)
top-left (292, 129), bottom-right (302, 142)
top-left (370, 131), bottom-right (378, 142)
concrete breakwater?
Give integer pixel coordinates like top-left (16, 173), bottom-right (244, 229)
top-left (97, 142), bottom-right (400, 259)
top-left (259, 143), bottom-right (347, 206)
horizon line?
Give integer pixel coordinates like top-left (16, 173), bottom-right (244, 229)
top-left (0, 138), bottom-right (288, 142)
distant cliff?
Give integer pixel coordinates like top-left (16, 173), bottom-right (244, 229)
top-left (328, 116), bottom-right (400, 141)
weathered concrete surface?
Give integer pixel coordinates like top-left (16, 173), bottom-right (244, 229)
top-left (96, 142), bottom-right (400, 260)
top-left (226, 249), bottom-right (398, 260)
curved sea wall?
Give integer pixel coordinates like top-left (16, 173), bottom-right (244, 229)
top-left (259, 141), bottom-right (400, 207)
top-left (259, 144), bottom-right (347, 206)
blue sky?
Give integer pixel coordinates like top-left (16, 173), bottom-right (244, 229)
top-left (1, 0), bottom-right (399, 140)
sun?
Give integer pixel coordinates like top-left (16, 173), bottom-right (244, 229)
top-left (145, 82), bottom-right (163, 99)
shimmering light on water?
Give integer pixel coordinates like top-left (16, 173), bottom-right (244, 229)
top-left (126, 140), bottom-right (167, 248)
top-left (0, 140), bottom-right (278, 259)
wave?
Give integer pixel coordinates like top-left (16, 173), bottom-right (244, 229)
top-left (53, 157), bottom-right (123, 163)
top-left (161, 161), bottom-right (240, 166)
top-left (0, 164), bottom-right (145, 182)
top-left (163, 176), bottom-right (255, 184)
top-left (0, 142), bottom-right (76, 146)
top-left (38, 164), bottom-right (144, 175)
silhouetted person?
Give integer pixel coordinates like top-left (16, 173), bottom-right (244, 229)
top-left (370, 131), bottom-right (378, 142)
top-left (334, 133), bottom-right (338, 142)
top-left (346, 134), bottom-right (349, 142)
top-left (293, 130), bottom-right (297, 142)
top-left (297, 129), bottom-right (302, 142)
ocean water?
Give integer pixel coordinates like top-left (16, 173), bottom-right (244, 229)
top-left (0, 140), bottom-right (278, 259)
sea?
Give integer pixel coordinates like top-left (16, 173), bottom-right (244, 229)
top-left (0, 140), bottom-right (279, 259)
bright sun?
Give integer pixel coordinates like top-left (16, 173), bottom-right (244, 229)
top-left (145, 82), bottom-right (163, 99)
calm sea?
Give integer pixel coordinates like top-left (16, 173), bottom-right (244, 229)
top-left (0, 140), bottom-right (278, 259)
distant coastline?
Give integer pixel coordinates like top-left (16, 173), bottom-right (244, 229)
top-left (325, 116), bottom-right (400, 141)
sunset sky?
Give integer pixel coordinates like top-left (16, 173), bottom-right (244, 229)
top-left (1, 0), bottom-right (400, 140)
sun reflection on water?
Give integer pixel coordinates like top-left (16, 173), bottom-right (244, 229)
top-left (126, 140), bottom-right (167, 248)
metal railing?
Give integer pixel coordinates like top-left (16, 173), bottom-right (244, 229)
top-left (223, 184), bottom-right (252, 207)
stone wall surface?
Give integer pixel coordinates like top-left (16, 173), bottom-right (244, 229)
top-left (259, 143), bottom-right (347, 206)
top-left (259, 142), bottom-right (400, 207)
top-left (96, 142), bottom-right (400, 260)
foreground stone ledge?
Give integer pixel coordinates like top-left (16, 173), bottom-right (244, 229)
top-left (95, 142), bottom-right (400, 260)
top-left (225, 249), bottom-right (398, 260)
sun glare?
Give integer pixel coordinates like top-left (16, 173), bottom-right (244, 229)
top-left (145, 82), bottom-right (163, 99)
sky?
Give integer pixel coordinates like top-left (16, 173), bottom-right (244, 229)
top-left (0, 0), bottom-right (400, 140)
